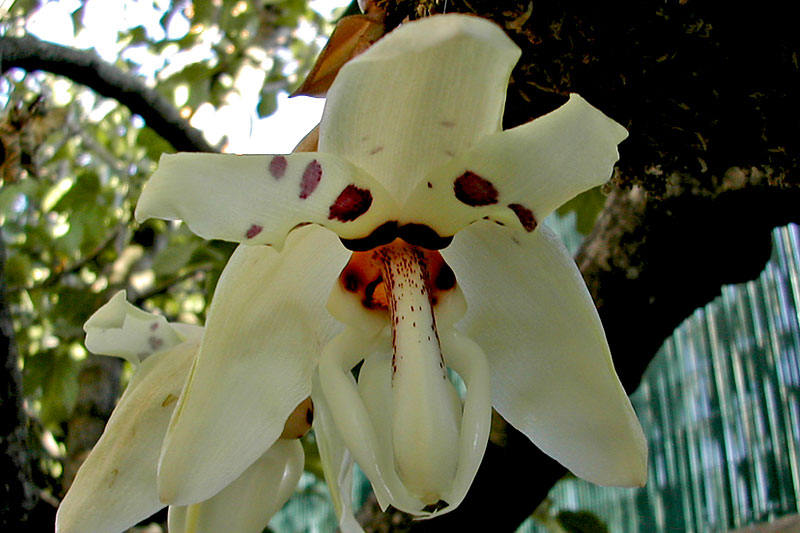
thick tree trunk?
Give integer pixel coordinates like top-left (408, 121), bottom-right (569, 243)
top-left (0, 233), bottom-right (49, 528)
top-left (358, 1), bottom-right (799, 531)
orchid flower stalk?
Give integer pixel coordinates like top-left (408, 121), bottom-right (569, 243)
top-left (82, 13), bottom-right (646, 530)
top-left (55, 292), bottom-right (306, 533)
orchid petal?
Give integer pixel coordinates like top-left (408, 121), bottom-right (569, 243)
top-left (438, 328), bottom-right (491, 514)
top-left (83, 289), bottom-right (183, 366)
top-left (158, 226), bottom-right (349, 505)
top-left (312, 371), bottom-right (365, 533)
top-left (167, 439), bottom-right (304, 533)
top-left (317, 328), bottom-right (426, 514)
top-left (319, 14), bottom-right (520, 204)
top-left (442, 221), bottom-right (647, 487)
top-left (355, 338), bottom-right (394, 491)
top-left (55, 339), bottom-right (199, 533)
top-left (404, 95), bottom-right (628, 236)
top-left (135, 153), bottom-right (397, 249)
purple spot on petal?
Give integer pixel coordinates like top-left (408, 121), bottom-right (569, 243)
top-left (149, 322), bottom-right (159, 331)
top-left (148, 336), bottom-right (163, 351)
top-left (454, 171), bottom-right (498, 206)
top-left (299, 160), bottom-right (322, 199)
top-left (329, 185), bottom-right (373, 222)
top-left (368, 146), bottom-right (384, 155)
top-left (269, 155), bottom-right (287, 179)
top-left (246, 224), bottom-right (263, 239)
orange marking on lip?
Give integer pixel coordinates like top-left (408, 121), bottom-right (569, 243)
top-left (337, 239), bottom-right (456, 311)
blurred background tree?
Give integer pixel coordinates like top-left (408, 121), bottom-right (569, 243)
top-left (0, 0), bottom-right (339, 528)
top-left (1, 1), bottom-right (798, 532)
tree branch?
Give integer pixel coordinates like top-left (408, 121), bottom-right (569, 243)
top-left (0, 34), bottom-right (215, 153)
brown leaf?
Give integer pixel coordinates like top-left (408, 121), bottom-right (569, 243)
top-left (292, 12), bottom-right (386, 98)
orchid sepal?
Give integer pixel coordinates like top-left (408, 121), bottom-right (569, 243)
top-left (402, 94), bottom-right (628, 237)
top-left (319, 14), bottom-right (521, 205)
top-left (135, 152), bottom-right (398, 251)
top-left (442, 221), bottom-right (648, 487)
top-left (167, 439), bottom-right (304, 533)
top-left (56, 313), bottom-right (201, 533)
top-left (157, 226), bottom-right (349, 506)
top-left (83, 289), bottom-right (186, 366)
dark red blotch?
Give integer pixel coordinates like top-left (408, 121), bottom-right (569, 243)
top-left (245, 224), bottom-right (264, 239)
top-left (328, 185), bottom-right (373, 222)
top-left (454, 171), bottom-right (498, 206)
top-left (508, 203), bottom-right (538, 232)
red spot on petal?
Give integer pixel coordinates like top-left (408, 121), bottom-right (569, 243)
top-left (269, 156), bottom-right (287, 179)
top-left (328, 185), bottom-right (372, 222)
top-left (508, 203), bottom-right (538, 232)
top-left (454, 171), bottom-right (498, 206)
top-left (299, 160), bottom-right (322, 199)
top-left (246, 224), bottom-right (263, 239)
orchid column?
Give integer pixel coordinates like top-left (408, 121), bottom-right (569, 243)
top-left (133, 13), bottom-right (646, 528)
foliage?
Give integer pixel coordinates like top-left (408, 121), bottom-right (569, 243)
top-left (0, 0), bottom-right (338, 501)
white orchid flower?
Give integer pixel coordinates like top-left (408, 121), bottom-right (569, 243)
top-left (55, 291), bottom-right (306, 533)
top-left (132, 13), bottom-right (647, 525)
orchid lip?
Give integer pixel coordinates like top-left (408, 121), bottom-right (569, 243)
top-left (375, 241), bottom-right (461, 502)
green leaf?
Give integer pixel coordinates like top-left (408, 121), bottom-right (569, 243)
top-left (257, 92), bottom-right (278, 118)
top-left (192, 0), bottom-right (218, 25)
top-left (125, 25), bottom-right (149, 45)
top-left (23, 350), bottom-right (81, 429)
top-left (153, 241), bottom-right (200, 277)
top-left (3, 252), bottom-right (32, 287)
top-left (555, 187), bottom-right (607, 235)
top-left (137, 127), bottom-right (175, 160)
top-left (556, 510), bottom-right (610, 533)
top-left (52, 172), bottom-right (101, 213)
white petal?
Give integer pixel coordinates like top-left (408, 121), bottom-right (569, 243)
top-left (55, 339), bottom-right (198, 533)
top-left (313, 371), bottom-right (365, 533)
top-left (441, 221), bottom-right (647, 486)
top-left (317, 328), bottom-right (425, 514)
top-left (404, 95), bottom-right (627, 236)
top-left (167, 439), bottom-right (304, 533)
top-left (354, 337), bottom-right (395, 480)
top-left (158, 226), bottom-right (349, 505)
top-left (320, 14), bottom-right (520, 204)
top-left (135, 153), bottom-right (397, 249)
top-left (83, 290), bottom-right (183, 366)
top-left (438, 328), bottom-right (491, 514)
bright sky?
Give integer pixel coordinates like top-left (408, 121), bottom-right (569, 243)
top-left (24, 0), bottom-right (351, 153)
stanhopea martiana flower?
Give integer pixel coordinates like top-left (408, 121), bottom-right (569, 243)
top-left (128, 13), bottom-right (646, 529)
top-left (55, 291), bottom-right (307, 533)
